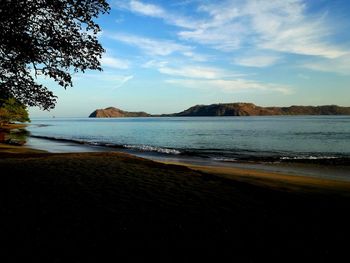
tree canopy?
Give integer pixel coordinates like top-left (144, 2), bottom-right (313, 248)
top-left (0, 0), bottom-right (110, 110)
top-left (0, 97), bottom-right (30, 125)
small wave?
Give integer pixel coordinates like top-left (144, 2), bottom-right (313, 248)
top-left (280, 156), bottom-right (338, 160)
top-left (31, 135), bottom-right (85, 144)
top-left (30, 135), bottom-right (181, 154)
top-left (124, 144), bottom-right (181, 155)
top-left (31, 124), bottom-right (52, 128)
top-left (29, 135), bottom-right (349, 163)
top-left (212, 157), bottom-right (237, 162)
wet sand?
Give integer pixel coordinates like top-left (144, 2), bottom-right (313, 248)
top-left (27, 135), bottom-right (350, 182)
top-left (2, 143), bottom-right (350, 261)
top-left (161, 161), bottom-right (350, 193)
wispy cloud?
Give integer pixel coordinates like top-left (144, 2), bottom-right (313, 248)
top-left (144, 60), bottom-right (289, 94)
top-left (75, 71), bottom-right (134, 89)
top-left (114, 75), bottom-right (134, 89)
top-left (182, 0), bottom-right (347, 57)
top-left (178, 23), bottom-right (243, 51)
top-left (233, 54), bottom-right (281, 67)
top-left (108, 32), bottom-right (208, 62)
top-left (109, 33), bottom-right (193, 56)
top-left (120, 1), bottom-right (348, 59)
top-left (182, 51), bottom-right (208, 62)
top-left (170, 0), bottom-right (199, 7)
top-left (178, 1), bottom-right (244, 51)
top-left (142, 60), bottom-right (240, 79)
top-left (302, 54), bottom-right (350, 75)
top-left (142, 60), bottom-right (169, 69)
top-left (129, 0), bottom-right (164, 17)
top-left (256, 19), bottom-right (347, 59)
top-left (115, 0), bottom-right (199, 29)
top-left (158, 65), bottom-right (236, 79)
top-left (101, 55), bottom-right (130, 69)
top-left (166, 78), bottom-right (292, 95)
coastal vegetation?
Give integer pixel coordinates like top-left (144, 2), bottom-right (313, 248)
top-left (0, 98), bottom-right (29, 127)
top-left (0, 0), bottom-right (110, 110)
top-left (0, 97), bottom-right (30, 145)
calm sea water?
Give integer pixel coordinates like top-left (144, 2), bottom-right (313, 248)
top-left (27, 116), bottom-right (350, 162)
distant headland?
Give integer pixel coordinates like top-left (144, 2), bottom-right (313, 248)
top-left (89, 103), bottom-right (350, 118)
top-left (89, 107), bottom-right (151, 118)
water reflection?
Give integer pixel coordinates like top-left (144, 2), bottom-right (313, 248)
top-left (0, 128), bottom-right (29, 146)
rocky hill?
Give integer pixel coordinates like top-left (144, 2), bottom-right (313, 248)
top-left (167, 103), bottom-right (350, 116)
top-left (89, 103), bottom-right (350, 117)
top-left (89, 107), bottom-right (151, 118)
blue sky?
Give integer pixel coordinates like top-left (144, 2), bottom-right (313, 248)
top-left (30, 0), bottom-right (350, 117)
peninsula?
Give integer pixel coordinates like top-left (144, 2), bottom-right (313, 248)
top-left (89, 107), bottom-right (151, 118)
top-left (89, 103), bottom-right (350, 117)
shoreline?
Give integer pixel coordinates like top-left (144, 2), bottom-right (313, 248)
top-left (162, 160), bottom-right (350, 193)
top-left (3, 139), bottom-right (350, 260)
top-left (2, 137), bottom-right (350, 192)
top-left (25, 135), bottom-right (350, 183)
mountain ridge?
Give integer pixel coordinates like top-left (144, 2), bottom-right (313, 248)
top-left (89, 103), bottom-right (350, 117)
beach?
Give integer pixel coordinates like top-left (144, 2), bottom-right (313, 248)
top-left (2, 141), bottom-right (350, 262)
top-left (2, 0), bottom-right (350, 261)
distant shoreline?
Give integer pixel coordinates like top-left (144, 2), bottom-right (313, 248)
top-left (89, 103), bottom-right (350, 118)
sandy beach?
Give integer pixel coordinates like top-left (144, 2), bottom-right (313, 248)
top-left (2, 141), bottom-right (350, 262)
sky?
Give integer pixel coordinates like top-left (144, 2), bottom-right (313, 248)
top-left (30, 0), bottom-right (350, 117)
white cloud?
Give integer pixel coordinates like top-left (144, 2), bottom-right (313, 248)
top-left (170, 0), bottom-right (198, 7)
top-left (145, 61), bottom-right (289, 94)
top-left (178, 23), bottom-right (243, 51)
top-left (110, 33), bottom-right (193, 56)
top-left (117, 0), bottom-right (199, 29)
top-left (129, 0), bottom-right (165, 17)
top-left (302, 54), bottom-right (350, 75)
top-left (257, 20), bottom-right (347, 59)
top-left (166, 78), bottom-right (292, 94)
top-left (142, 60), bottom-right (169, 68)
top-left (182, 51), bottom-right (208, 62)
top-left (114, 75), bottom-right (134, 89)
top-left (108, 33), bottom-right (208, 62)
top-left (142, 60), bottom-right (241, 79)
top-left (233, 55), bottom-right (281, 67)
top-left (101, 55), bottom-right (130, 69)
top-left (122, 1), bottom-right (348, 59)
top-left (178, 2), bottom-right (244, 51)
top-left (75, 71), bottom-right (134, 89)
top-left (158, 65), bottom-right (236, 79)
top-left (250, 1), bottom-right (345, 57)
top-left (158, 65), bottom-right (240, 79)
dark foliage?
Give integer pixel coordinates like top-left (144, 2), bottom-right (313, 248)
top-left (0, 97), bottom-right (30, 124)
top-left (0, 0), bottom-right (110, 110)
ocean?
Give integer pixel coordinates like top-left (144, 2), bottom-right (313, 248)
top-left (26, 116), bottom-right (350, 163)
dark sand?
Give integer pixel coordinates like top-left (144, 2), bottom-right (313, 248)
top-left (2, 144), bottom-right (350, 262)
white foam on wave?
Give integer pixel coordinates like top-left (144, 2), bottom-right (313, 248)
top-left (280, 156), bottom-right (338, 160)
top-left (212, 157), bottom-right (237, 162)
top-left (88, 141), bottom-right (101, 146)
top-left (124, 144), bottom-right (181, 155)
